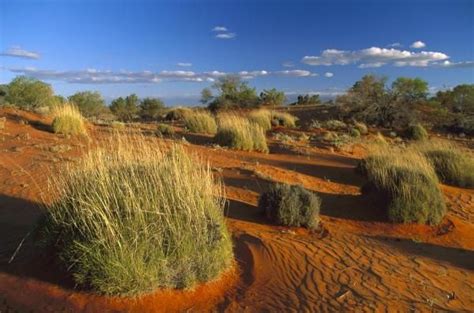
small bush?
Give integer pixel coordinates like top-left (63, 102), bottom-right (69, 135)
top-left (165, 107), bottom-right (192, 121)
top-left (111, 121), bottom-right (125, 130)
top-left (418, 142), bottom-right (474, 188)
top-left (323, 119), bottom-right (347, 131)
top-left (353, 121), bottom-right (368, 134)
top-left (249, 109), bottom-right (272, 131)
top-left (35, 136), bottom-right (233, 296)
top-left (358, 146), bottom-right (446, 225)
top-left (406, 123), bottom-right (428, 141)
top-left (51, 104), bottom-right (87, 136)
top-left (156, 123), bottom-right (175, 137)
top-left (349, 128), bottom-right (361, 138)
top-left (271, 111), bottom-right (297, 128)
top-left (184, 111), bottom-right (217, 134)
top-left (258, 183), bottom-right (321, 229)
top-left (215, 114), bottom-right (268, 152)
top-left (309, 119), bottom-right (322, 129)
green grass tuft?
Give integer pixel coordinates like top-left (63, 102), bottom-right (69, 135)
top-left (184, 111), bottom-right (217, 134)
top-left (51, 104), bottom-right (87, 136)
top-left (215, 114), bottom-right (268, 152)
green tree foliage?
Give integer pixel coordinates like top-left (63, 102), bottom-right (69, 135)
top-left (110, 94), bottom-right (139, 121)
top-left (68, 91), bottom-right (106, 117)
top-left (6, 76), bottom-right (56, 109)
top-left (0, 84), bottom-right (8, 105)
top-left (259, 88), bottom-right (286, 107)
top-left (392, 77), bottom-right (428, 102)
top-left (207, 75), bottom-right (259, 110)
top-left (139, 97), bottom-right (165, 119)
top-left (434, 84), bottom-right (474, 114)
top-left (294, 94), bottom-right (320, 105)
top-left (200, 88), bottom-right (213, 104)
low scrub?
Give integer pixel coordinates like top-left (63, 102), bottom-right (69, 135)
top-left (353, 121), bottom-right (368, 134)
top-left (417, 142), bottom-right (474, 188)
top-left (0, 117), bottom-right (5, 130)
top-left (248, 109), bottom-right (272, 131)
top-left (271, 111), bottom-right (297, 128)
top-left (35, 136), bottom-right (233, 296)
top-left (111, 121), bottom-right (125, 130)
top-left (156, 123), bottom-right (175, 137)
top-left (358, 145), bottom-right (446, 225)
top-left (405, 123), bottom-right (428, 141)
top-left (258, 183), bottom-right (321, 229)
top-left (165, 107), bottom-right (192, 121)
top-left (215, 114), bottom-right (268, 152)
top-left (184, 111), bottom-right (217, 134)
top-left (51, 104), bottom-right (87, 136)
top-left (323, 119), bottom-right (347, 131)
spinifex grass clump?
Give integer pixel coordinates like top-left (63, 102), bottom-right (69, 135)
top-left (258, 183), bottom-right (321, 229)
top-left (405, 123), bottom-right (428, 141)
top-left (271, 111), bottom-right (297, 128)
top-left (215, 114), bottom-right (268, 152)
top-left (51, 104), bottom-right (87, 136)
top-left (358, 145), bottom-right (446, 225)
top-left (184, 111), bottom-right (217, 134)
top-left (36, 136), bottom-right (233, 296)
top-left (248, 109), bottom-right (272, 132)
top-left (417, 141), bottom-right (474, 188)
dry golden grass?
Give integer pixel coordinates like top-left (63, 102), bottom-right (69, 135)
top-left (51, 103), bottom-right (87, 136)
top-left (216, 113), bottom-right (268, 152)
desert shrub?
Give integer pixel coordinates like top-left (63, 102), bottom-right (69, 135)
top-left (35, 136), bottom-right (233, 296)
top-left (258, 183), bottom-right (321, 229)
top-left (323, 119), bottom-right (347, 131)
top-left (165, 107), bottom-right (193, 121)
top-left (68, 91), bottom-right (106, 118)
top-left (406, 123), bottom-right (428, 141)
top-left (184, 111), bottom-right (217, 134)
top-left (0, 117), bottom-right (5, 130)
top-left (349, 128), bottom-right (361, 138)
top-left (248, 109), bottom-right (272, 131)
top-left (271, 111), bottom-right (297, 128)
top-left (353, 121), bottom-right (368, 134)
top-left (111, 121), bottom-right (125, 130)
top-left (358, 145), bottom-right (446, 225)
top-left (156, 123), bottom-right (175, 137)
top-left (215, 114), bottom-right (268, 152)
top-left (309, 119), bottom-right (322, 129)
top-left (417, 142), bottom-right (474, 188)
top-left (51, 104), bottom-right (87, 136)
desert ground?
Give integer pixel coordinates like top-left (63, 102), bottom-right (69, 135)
top-left (0, 106), bottom-right (473, 312)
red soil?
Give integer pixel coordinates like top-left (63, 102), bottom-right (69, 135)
top-left (1, 108), bottom-right (473, 312)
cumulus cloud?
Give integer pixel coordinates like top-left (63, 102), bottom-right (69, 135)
top-left (212, 26), bottom-right (228, 32)
top-left (410, 41), bottom-right (426, 49)
top-left (7, 67), bottom-right (317, 84)
top-left (324, 72), bottom-right (334, 78)
top-left (215, 32), bottom-right (236, 39)
top-left (302, 46), bottom-right (449, 67)
top-left (0, 46), bottom-right (40, 59)
top-left (177, 62), bottom-right (192, 67)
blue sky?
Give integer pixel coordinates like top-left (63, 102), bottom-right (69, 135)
top-left (1, 0), bottom-right (473, 105)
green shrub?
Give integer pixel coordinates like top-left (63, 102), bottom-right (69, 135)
top-left (51, 104), bottom-right (87, 136)
top-left (271, 111), bottom-right (297, 128)
top-left (349, 128), bottom-right (361, 138)
top-left (156, 123), bottom-right (175, 137)
top-left (358, 146), bottom-right (446, 225)
top-left (323, 119), bottom-right (347, 131)
top-left (406, 123), bottom-right (428, 141)
top-left (35, 136), bottom-right (233, 296)
top-left (215, 114), bottom-right (268, 152)
top-left (353, 121), bottom-right (368, 134)
top-left (419, 142), bottom-right (474, 188)
top-left (165, 107), bottom-right (192, 121)
top-left (258, 183), bottom-right (321, 229)
top-left (248, 109), bottom-right (272, 131)
top-left (184, 111), bottom-right (217, 134)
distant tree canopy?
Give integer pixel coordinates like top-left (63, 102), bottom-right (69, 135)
top-left (110, 94), bottom-right (140, 121)
top-left (139, 97), bottom-right (165, 119)
top-left (260, 88), bottom-right (286, 107)
top-left (68, 91), bottom-right (106, 117)
top-left (206, 75), bottom-right (259, 110)
top-left (434, 84), bottom-right (474, 114)
top-left (5, 76), bottom-right (57, 109)
top-left (200, 88), bottom-right (213, 105)
top-left (0, 84), bottom-right (8, 105)
top-left (293, 94), bottom-right (320, 106)
top-left (392, 77), bottom-right (428, 102)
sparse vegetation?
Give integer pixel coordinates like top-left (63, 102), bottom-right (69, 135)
top-left (184, 111), bottom-right (217, 134)
top-left (68, 91), bottom-right (107, 118)
top-left (165, 107), bottom-right (193, 121)
top-left (353, 121), bottom-right (368, 134)
top-left (323, 119), bottom-right (347, 131)
top-left (35, 136), bottom-right (233, 296)
top-left (271, 111), bottom-right (297, 128)
top-left (0, 117), bottom-right (5, 130)
top-left (258, 183), bottom-right (321, 229)
top-left (51, 104), bottom-right (87, 136)
top-left (248, 109), bottom-right (272, 131)
top-left (215, 114), bottom-right (268, 152)
top-left (111, 121), bottom-right (125, 130)
top-left (156, 123), bottom-right (175, 137)
top-left (358, 145), bottom-right (446, 225)
top-left (406, 123), bottom-right (428, 141)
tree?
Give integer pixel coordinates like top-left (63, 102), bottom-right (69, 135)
top-left (110, 94), bottom-right (139, 121)
top-left (294, 94), bottom-right (320, 105)
top-left (68, 91), bottom-right (106, 117)
top-left (6, 76), bottom-right (56, 109)
top-left (208, 75), bottom-right (259, 110)
top-left (435, 84), bottom-right (474, 114)
top-left (392, 77), bottom-right (428, 102)
top-left (260, 88), bottom-right (286, 107)
top-left (139, 97), bottom-right (165, 119)
top-left (200, 88), bottom-right (213, 104)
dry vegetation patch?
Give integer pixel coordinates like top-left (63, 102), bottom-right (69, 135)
top-left (184, 111), bottom-right (217, 134)
top-left (51, 104), bottom-right (87, 136)
top-left (215, 114), bottom-right (268, 152)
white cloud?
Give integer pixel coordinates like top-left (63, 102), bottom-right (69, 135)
top-left (282, 61), bottom-right (294, 68)
top-left (436, 60), bottom-right (474, 68)
top-left (387, 42), bottom-right (402, 48)
top-left (177, 62), bottom-right (192, 67)
top-left (215, 32), bottom-right (236, 39)
top-left (302, 46), bottom-right (448, 67)
top-left (410, 41), bottom-right (426, 49)
top-left (212, 26), bottom-right (228, 32)
top-left (7, 67), bottom-right (318, 84)
top-left (324, 72), bottom-right (334, 78)
top-left (0, 46), bottom-right (40, 59)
